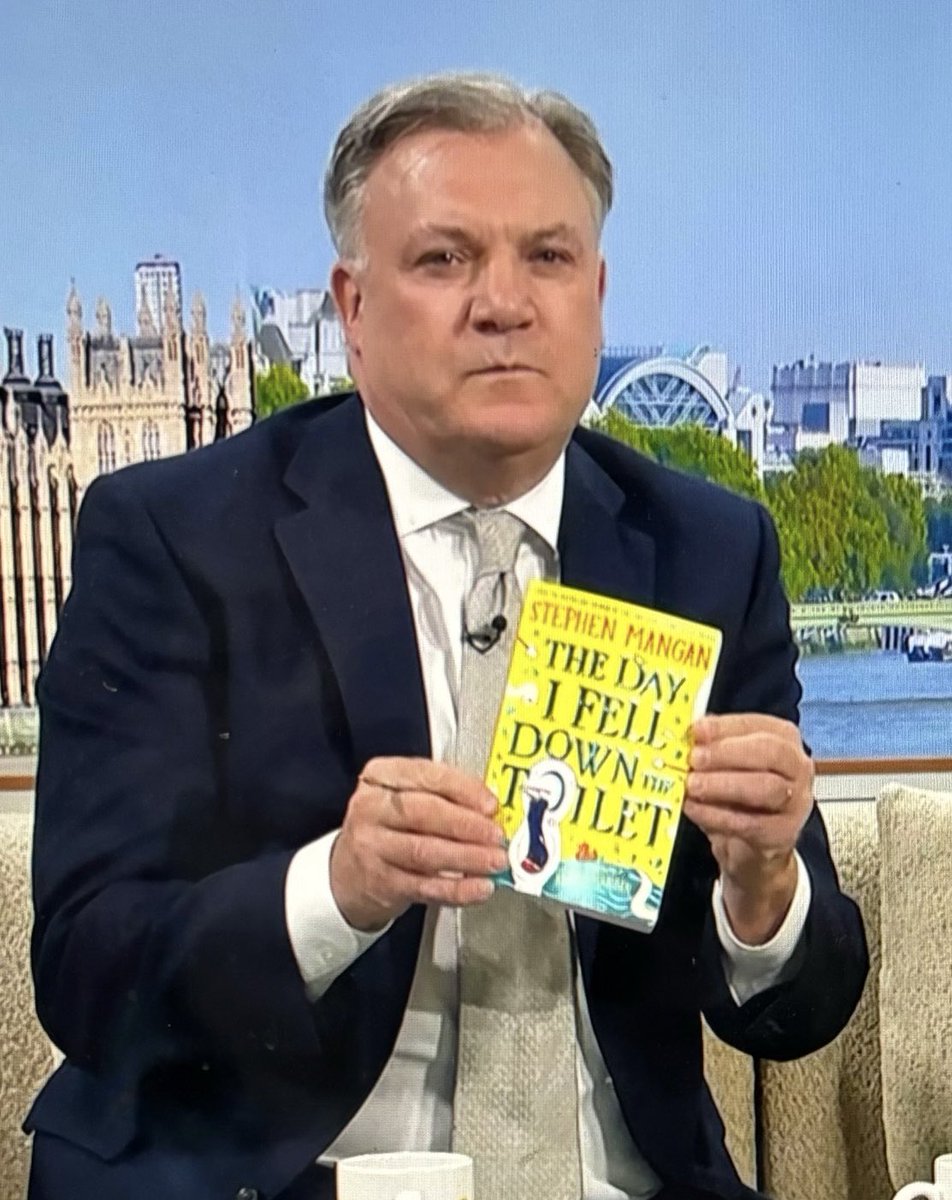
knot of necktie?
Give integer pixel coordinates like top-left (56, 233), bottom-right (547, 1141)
top-left (463, 508), bottom-right (525, 579)
top-left (460, 509), bottom-right (525, 651)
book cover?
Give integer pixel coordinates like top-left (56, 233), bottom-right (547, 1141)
top-left (485, 579), bottom-right (723, 932)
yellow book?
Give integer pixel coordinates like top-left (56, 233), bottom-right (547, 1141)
top-left (485, 579), bottom-right (723, 932)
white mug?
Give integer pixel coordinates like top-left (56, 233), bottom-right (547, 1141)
top-left (894, 1153), bottom-right (952, 1200)
top-left (335, 1151), bottom-right (473, 1200)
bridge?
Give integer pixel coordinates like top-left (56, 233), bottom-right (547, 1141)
top-left (789, 597), bottom-right (952, 631)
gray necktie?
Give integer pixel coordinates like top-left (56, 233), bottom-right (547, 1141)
top-left (451, 509), bottom-right (582, 1200)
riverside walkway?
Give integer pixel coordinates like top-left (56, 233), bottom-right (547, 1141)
top-left (789, 597), bottom-right (952, 631)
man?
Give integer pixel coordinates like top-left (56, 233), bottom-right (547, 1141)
top-left (26, 74), bottom-right (867, 1200)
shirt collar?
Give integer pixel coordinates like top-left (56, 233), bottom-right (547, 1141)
top-left (364, 406), bottom-right (564, 555)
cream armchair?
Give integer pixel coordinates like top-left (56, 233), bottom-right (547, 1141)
top-left (5, 785), bottom-right (951, 1199)
top-left (705, 784), bottom-right (952, 1200)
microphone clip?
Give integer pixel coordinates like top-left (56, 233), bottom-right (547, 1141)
top-left (464, 613), bottom-right (508, 654)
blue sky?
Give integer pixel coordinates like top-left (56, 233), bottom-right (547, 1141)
top-left (3, 0), bottom-right (951, 392)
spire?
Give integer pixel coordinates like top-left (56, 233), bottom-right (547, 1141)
top-left (66, 281), bottom-right (83, 332)
top-left (190, 292), bottom-right (207, 338)
top-left (95, 296), bottom-right (113, 339)
top-left (230, 291), bottom-right (247, 342)
top-left (137, 284), bottom-right (157, 337)
top-left (163, 284), bottom-right (181, 335)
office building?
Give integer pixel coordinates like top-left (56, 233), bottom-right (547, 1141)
top-left (134, 255), bottom-right (182, 334)
top-left (771, 358), bottom-right (926, 450)
top-left (251, 287), bottom-right (348, 394)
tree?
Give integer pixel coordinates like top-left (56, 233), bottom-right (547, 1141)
top-left (592, 411), bottom-right (764, 501)
top-left (254, 364), bottom-right (310, 419)
top-left (926, 494), bottom-right (952, 551)
top-left (764, 446), bottom-right (927, 600)
top-left (594, 415), bottom-right (929, 601)
top-left (868, 471), bottom-right (928, 589)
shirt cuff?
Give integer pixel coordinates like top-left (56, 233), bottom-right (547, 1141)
top-left (712, 850), bottom-right (811, 1006)
top-left (285, 830), bottom-right (391, 1002)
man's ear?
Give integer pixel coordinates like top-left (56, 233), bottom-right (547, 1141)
top-left (330, 260), bottom-right (363, 355)
top-left (597, 256), bottom-right (607, 304)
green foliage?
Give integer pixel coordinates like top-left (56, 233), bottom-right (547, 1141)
top-left (594, 413), bottom-right (928, 601)
top-left (868, 471), bottom-right (929, 589)
top-left (764, 446), bottom-right (927, 600)
top-left (592, 411), bottom-right (764, 501)
top-left (322, 375), bottom-right (355, 395)
top-left (254, 364), bottom-right (310, 419)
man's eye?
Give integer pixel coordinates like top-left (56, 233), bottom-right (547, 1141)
top-left (534, 248), bottom-right (570, 264)
top-left (420, 251), bottom-right (462, 267)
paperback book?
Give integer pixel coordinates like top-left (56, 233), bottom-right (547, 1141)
top-left (485, 579), bottom-right (723, 932)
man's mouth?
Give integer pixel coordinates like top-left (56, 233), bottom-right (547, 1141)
top-left (471, 364), bottom-right (538, 374)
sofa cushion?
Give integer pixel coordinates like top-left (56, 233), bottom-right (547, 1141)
top-left (702, 1020), bottom-right (756, 1188)
top-left (879, 782), bottom-right (952, 1189)
top-left (703, 798), bottom-right (888, 1198)
top-left (760, 798), bottom-right (889, 1200)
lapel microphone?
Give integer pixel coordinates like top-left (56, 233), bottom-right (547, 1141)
top-left (463, 568), bottom-right (511, 653)
top-left (463, 613), bottom-right (508, 654)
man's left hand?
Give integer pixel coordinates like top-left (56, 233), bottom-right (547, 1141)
top-left (685, 713), bottom-right (814, 945)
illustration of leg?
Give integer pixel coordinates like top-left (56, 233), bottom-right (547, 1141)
top-left (521, 797), bottom-right (549, 873)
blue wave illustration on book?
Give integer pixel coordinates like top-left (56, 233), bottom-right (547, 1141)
top-left (545, 860), bottom-right (663, 918)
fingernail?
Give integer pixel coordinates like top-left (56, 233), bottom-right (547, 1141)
top-left (691, 746), bottom-right (709, 769)
top-left (478, 879), bottom-right (495, 900)
top-left (492, 850), bottom-right (509, 872)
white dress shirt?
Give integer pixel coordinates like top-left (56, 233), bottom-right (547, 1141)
top-left (285, 409), bottom-right (811, 1197)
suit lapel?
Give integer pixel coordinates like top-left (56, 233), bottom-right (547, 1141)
top-left (560, 437), bottom-right (659, 980)
top-left (559, 437), bottom-right (656, 608)
top-left (274, 397), bottom-right (431, 770)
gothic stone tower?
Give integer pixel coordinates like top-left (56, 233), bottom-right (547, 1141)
top-left (0, 287), bottom-right (254, 708)
top-left (186, 292), bottom-right (254, 450)
top-left (66, 283), bottom-right (253, 492)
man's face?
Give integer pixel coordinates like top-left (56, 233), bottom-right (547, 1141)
top-left (331, 121), bottom-right (606, 497)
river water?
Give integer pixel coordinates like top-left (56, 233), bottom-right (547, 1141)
top-left (797, 650), bottom-right (952, 759)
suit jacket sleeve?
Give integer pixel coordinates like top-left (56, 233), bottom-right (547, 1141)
top-left (32, 473), bottom-right (333, 1087)
top-left (697, 503), bottom-right (869, 1061)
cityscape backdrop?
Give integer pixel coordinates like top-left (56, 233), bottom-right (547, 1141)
top-left (6, 0), bottom-right (952, 391)
top-left (1, 0), bottom-right (951, 756)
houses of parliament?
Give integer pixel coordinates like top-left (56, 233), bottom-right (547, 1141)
top-left (0, 282), bottom-right (254, 707)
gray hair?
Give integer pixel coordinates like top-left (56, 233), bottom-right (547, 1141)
top-left (323, 71), bottom-right (614, 261)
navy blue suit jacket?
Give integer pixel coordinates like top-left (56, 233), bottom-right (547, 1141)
top-left (26, 395), bottom-right (867, 1200)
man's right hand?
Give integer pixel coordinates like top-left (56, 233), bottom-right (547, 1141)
top-left (329, 756), bottom-right (508, 932)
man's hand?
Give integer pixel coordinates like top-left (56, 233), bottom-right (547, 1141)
top-left (329, 757), bottom-right (508, 932)
top-left (685, 713), bottom-right (814, 945)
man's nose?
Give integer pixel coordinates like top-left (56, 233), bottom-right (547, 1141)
top-left (469, 255), bottom-right (534, 332)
